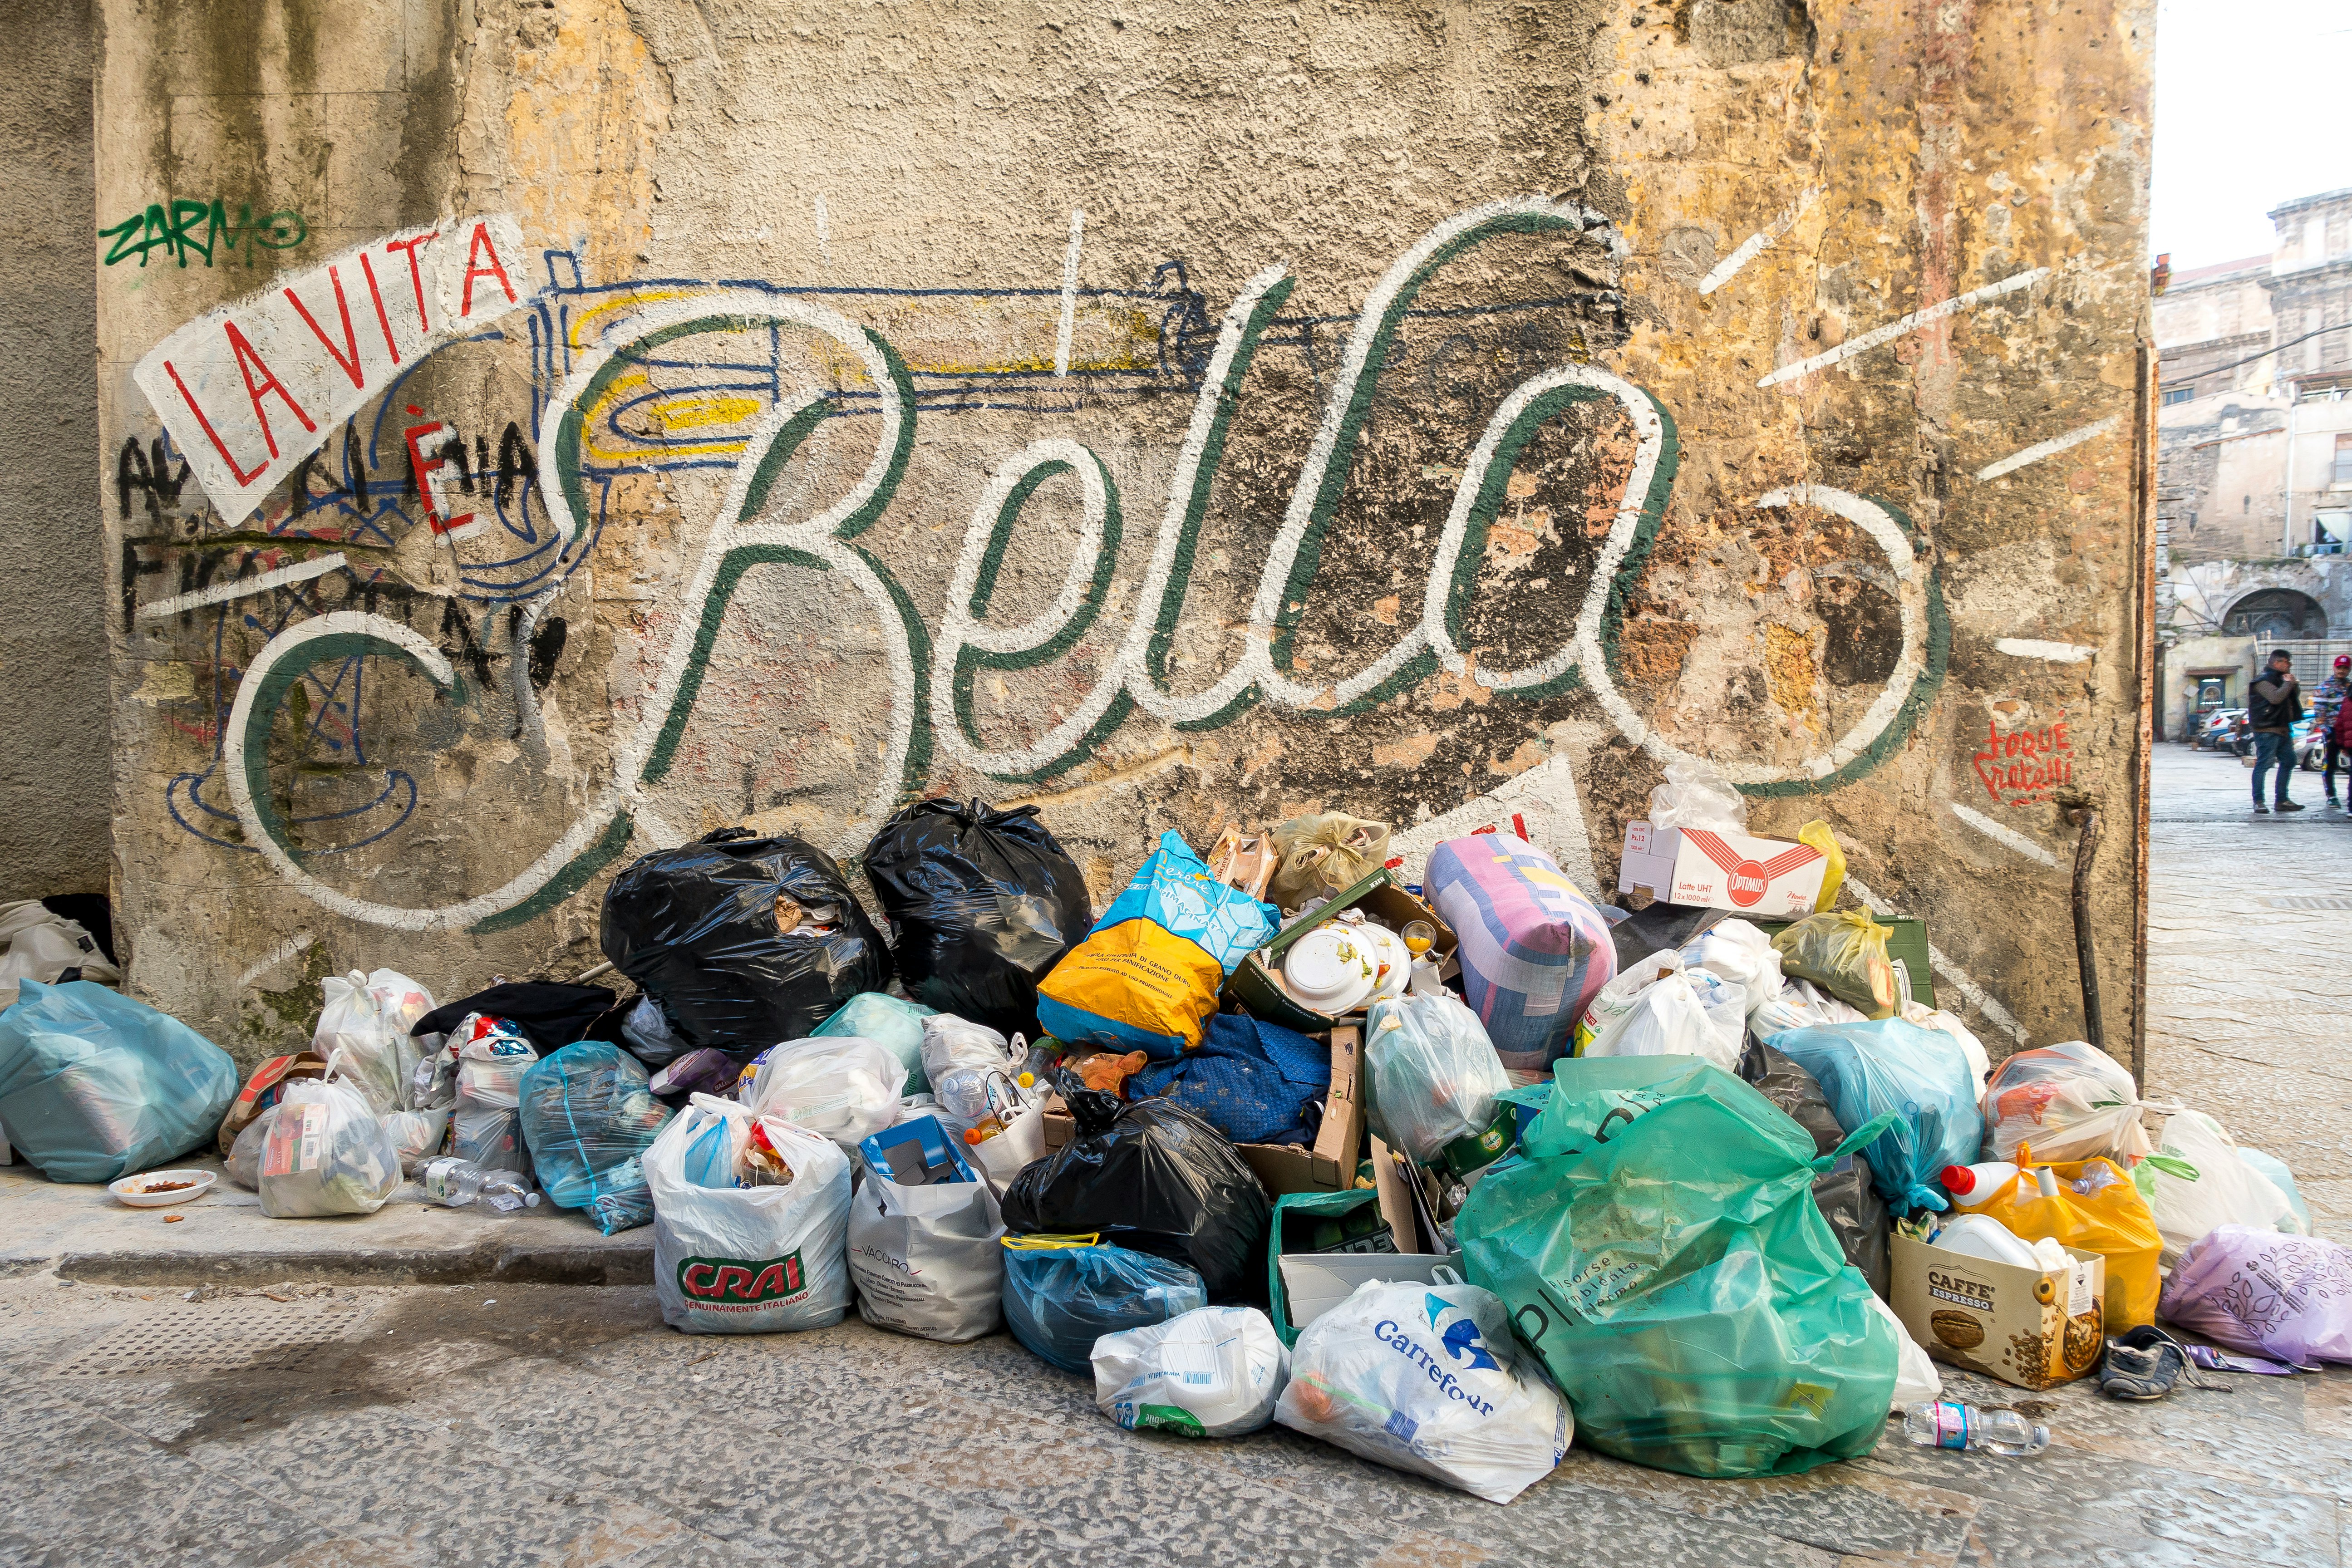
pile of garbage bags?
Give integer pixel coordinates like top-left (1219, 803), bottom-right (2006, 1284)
top-left (11, 775), bottom-right (2342, 1510)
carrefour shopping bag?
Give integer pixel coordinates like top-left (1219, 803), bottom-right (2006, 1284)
top-left (1457, 1055), bottom-right (1898, 1479)
top-left (1036, 832), bottom-right (1276, 1058)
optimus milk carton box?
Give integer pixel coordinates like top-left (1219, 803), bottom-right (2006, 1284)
top-left (1892, 1233), bottom-right (2107, 1391)
top-left (1614, 821), bottom-right (1829, 916)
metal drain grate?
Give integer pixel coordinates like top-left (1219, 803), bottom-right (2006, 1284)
top-left (2265, 896), bottom-right (2352, 912)
top-left (49, 1301), bottom-right (372, 1379)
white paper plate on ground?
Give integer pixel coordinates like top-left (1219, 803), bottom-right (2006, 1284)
top-left (108, 1169), bottom-right (217, 1207)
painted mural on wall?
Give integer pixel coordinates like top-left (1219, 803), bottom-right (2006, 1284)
top-left (119, 193), bottom-right (2113, 1040)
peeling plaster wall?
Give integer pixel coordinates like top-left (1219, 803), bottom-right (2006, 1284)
top-left (96, 0), bottom-right (2155, 1068)
top-left (0, 0), bottom-right (111, 902)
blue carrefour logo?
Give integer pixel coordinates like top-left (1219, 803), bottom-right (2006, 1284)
top-left (1425, 1293), bottom-right (1500, 1371)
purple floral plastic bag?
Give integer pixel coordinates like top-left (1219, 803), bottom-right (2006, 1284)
top-left (2159, 1225), bottom-right (2352, 1367)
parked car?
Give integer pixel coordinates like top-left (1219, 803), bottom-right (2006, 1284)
top-left (2195, 708), bottom-right (2246, 754)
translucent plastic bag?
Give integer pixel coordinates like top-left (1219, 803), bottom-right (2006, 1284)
top-left (1771, 910), bottom-right (1899, 1020)
top-left (1364, 993), bottom-right (1510, 1165)
top-left (1957, 1151), bottom-right (2163, 1331)
top-left (1767, 1019), bottom-right (1984, 1214)
top-left (645, 1096), bottom-right (854, 1333)
top-left (1458, 1055), bottom-right (1899, 1479)
top-left (0, 980), bottom-right (238, 1183)
top-left (314, 968), bottom-right (435, 1116)
top-left (1001, 1239), bottom-right (1206, 1374)
top-left (1582, 968), bottom-right (1744, 1072)
top-left (1679, 919), bottom-right (1782, 1015)
top-left (1274, 1280), bottom-right (1569, 1504)
top-left (1748, 978), bottom-right (1866, 1040)
top-left (450, 1015), bottom-right (539, 1173)
top-left (1093, 1305), bottom-right (1289, 1438)
top-left (226, 1106), bottom-right (274, 1190)
top-left (1266, 813), bottom-right (1393, 909)
top-left (1648, 758), bottom-right (1747, 834)
top-left (736, 1037), bottom-right (904, 1149)
top-left (919, 1013), bottom-right (1012, 1087)
top-left (619, 995), bottom-right (688, 1067)
top-left (2137, 1108), bottom-right (2296, 1264)
top-left (258, 1076), bottom-right (403, 1218)
top-left (1572, 951), bottom-right (1682, 1054)
top-left (2240, 1150), bottom-right (2312, 1234)
top-left (1902, 1005), bottom-right (1992, 1103)
top-left (1978, 1040), bottom-right (2151, 1166)
top-left (519, 1042), bottom-right (674, 1234)
top-left (381, 1107), bottom-right (451, 1173)
top-left (815, 993), bottom-right (937, 1094)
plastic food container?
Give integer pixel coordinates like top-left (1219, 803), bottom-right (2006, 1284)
top-left (1282, 927), bottom-right (1378, 1014)
top-left (107, 1169), bottom-right (217, 1208)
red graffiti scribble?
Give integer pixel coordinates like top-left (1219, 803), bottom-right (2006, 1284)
top-left (1972, 714), bottom-right (2073, 806)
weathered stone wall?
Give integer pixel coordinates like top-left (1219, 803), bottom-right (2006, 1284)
top-left (97, 0), bottom-right (2155, 1069)
top-left (0, 0), bottom-right (111, 904)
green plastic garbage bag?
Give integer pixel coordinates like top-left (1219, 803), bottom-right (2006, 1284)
top-left (1456, 1054), bottom-right (1899, 1479)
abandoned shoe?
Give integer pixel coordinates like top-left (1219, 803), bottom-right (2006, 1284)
top-left (2100, 1326), bottom-right (2185, 1401)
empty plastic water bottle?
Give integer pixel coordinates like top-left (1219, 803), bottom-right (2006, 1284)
top-left (1904, 1401), bottom-right (2049, 1456)
top-left (418, 1156), bottom-right (541, 1213)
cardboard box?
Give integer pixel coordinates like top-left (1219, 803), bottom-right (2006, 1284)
top-left (1615, 821), bottom-right (1828, 917)
top-left (1041, 1025), bottom-right (1364, 1197)
top-left (1278, 1251), bottom-right (1458, 1333)
top-left (1223, 867), bottom-right (1456, 1033)
top-left (1891, 1233), bottom-right (2107, 1391)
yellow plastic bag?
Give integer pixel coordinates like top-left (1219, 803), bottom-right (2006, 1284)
top-left (1771, 909), bottom-right (1897, 1018)
top-left (1797, 820), bottom-right (1845, 913)
top-left (1956, 1147), bottom-right (2163, 1332)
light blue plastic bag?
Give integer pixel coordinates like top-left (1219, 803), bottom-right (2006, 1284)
top-left (2240, 1149), bottom-right (2313, 1233)
top-left (519, 1042), bottom-right (673, 1234)
top-left (0, 980), bottom-right (237, 1183)
top-left (1765, 1018), bottom-right (1984, 1214)
top-left (813, 993), bottom-right (936, 1094)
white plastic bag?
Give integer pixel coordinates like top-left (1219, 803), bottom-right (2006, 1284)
top-left (1749, 976), bottom-right (1867, 1040)
top-left (1978, 1038), bottom-right (2149, 1165)
top-left (381, 1107), bottom-right (451, 1173)
top-left (2140, 1108), bottom-right (2296, 1265)
top-left (0, 900), bottom-right (119, 1010)
top-left (1573, 950), bottom-right (1683, 1052)
top-left (1365, 993), bottom-right (1511, 1162)
top-left (1865, 1294), bottom-right (1942, 1411)
top-left (848, 1157), bottom-right (1005, 1342)
top-left (314, 968), bottom-right (435, 1116)
top-left (1274, 1280), bottom-right (1568, 1504)
top-left (1584, 970), bottom-right (1741, 1071)
top-left (737, 1037), bottom-right (904, 1148)
top-left (451, 1022), bottom-right (538, 1173)
top-left (920, 1013), bottom-right (1013, 1086)
top-left (1904, 1005), bottom-right (1993, 1104)
top-left (1094, 1305), bottom-right (1289, 1438)
top-left (257, 1076), bottom-right (403, 1218)
top-left (1680, 919), bottom-right (1783, 1015)
top-left (646, 1095), bottom-right (853, 1333)
top-left (1648, 758), bottom-right (1747, 834)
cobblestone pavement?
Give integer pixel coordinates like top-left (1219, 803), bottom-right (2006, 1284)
top-left (2, 748), bottom-right (2346, 1568)
top-left (2145, 739), bottom-right (2352, 1244)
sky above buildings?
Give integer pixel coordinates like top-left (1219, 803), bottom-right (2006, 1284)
top-left (2153, 0), bottom-right (2352, 268)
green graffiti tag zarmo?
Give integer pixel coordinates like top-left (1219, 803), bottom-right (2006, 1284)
top-left (219, 195), bottom-right (1948, 933)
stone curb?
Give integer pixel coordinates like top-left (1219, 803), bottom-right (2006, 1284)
top-left (26, 1239), bottom-right (653, 1288)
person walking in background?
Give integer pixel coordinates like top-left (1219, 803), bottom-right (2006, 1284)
top-left (2249, 648), bottom-right (2306, 815)
top-left (2323, 654), bottom-right (2352, 811)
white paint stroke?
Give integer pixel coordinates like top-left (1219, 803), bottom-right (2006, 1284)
top-left (138, 554), bottom-right (348, 620)
top-left (1993, 637), bottom-right (2097, 664)
top-left (1974, 414), bottom-right (2121, 481)
top-left (1842, 872), bottom-right (2027, 1045)
top-left (1698, 186), bottom-right (1818, 295)
top-left (1950, 802), bottom-right (2062, 868)
top-left (237, 929), bottom-right (314, 988)
top-left (813, 194), bottom-right (831, 269)
top-left (1757, 267), bottom-right (2050, 388)
top-left (1053, 208), bottom-right (1085, 378)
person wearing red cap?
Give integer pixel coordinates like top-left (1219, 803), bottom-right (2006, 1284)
top-left (2327, 654), bottom-right (2352, 811)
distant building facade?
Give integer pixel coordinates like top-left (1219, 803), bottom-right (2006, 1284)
top-left (2156, 188), bottom-right (2352, 737)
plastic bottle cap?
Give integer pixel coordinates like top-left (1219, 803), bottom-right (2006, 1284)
top-left (964, 1127), bottom-right (981, 1144)
top-left (1940, 1165), bottom-right (1975, 1194)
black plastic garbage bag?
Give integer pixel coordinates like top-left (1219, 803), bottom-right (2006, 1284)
top-left (600, 828), bottom-right (890, 1059)
top-left (1608, 901), bottom-right (1724, 974)
top-left (1001, 1090), bottom-right (1271, 1302)
top-left (1737, 1038), bottom-right (1846, 1157)
top-left (863, 799), bottom-right (1092, 1040)
top-left (1811, 1152), bottom-right (1892, 1299)
top-left (413, 982), bottom-right (620, 1053)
